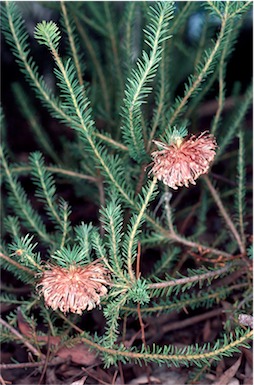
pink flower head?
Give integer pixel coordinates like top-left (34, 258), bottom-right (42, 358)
top-left (37, 261), bottom-right (110, 314)
top-left (150, 132), bottom-right (217, 189)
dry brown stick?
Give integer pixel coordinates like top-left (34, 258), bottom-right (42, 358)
top-left (147, 308), bottom-right (223, 344)
top-left (0, 374), bottom-right (7, 385)
top-left (213, 269), bottom-right (247, 289)
top-left (0, 317), bottom-right (44, 359)
top-left (137, 303), bottom-right (146, 346)
top-left (203, 175), bottom-right (245, 255)
top-left (163, 308), bottom-right (223, 333)
top-left (38, 334), bottom-right (51, 385)
top-left (117, 362), bottom-right (125, 385)
top-left (111, 370), bottom-right (118, 385)
top-left (0, 358), bottom-right (65, 370)
top-left (81, 367), bottom-right (110, 385)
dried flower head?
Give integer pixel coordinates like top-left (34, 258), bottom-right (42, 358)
top-left (150, 132), bottom-right (217, 189)
top-left (37, 261), bottom-right (110, 314)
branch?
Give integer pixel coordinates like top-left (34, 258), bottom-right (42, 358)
top-left (127, 177), bottom-right (158, 281)
top-left (148, 264), bottom-right (236, 289)
top-left (11, 166), bottom-right (99, 182)
top-left (60, 1), bottom-right (84, 89)
top-left (166, 4), bottom-right (229, 130)
top-left (150, 199), bottom-right (233, 259)
top-left (0, 252), bottom-right (35, 276)
top-left (0, 358), bottom-right (65, 370)
top-left (204, 176), bottom-right (245, 255)
top-left (60, 311), bottom-right (253, 366)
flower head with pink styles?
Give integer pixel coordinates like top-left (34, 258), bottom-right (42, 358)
top-left (37, 261), bottom-right (110, 314)
top-left (150, 131), bottom-right (217, 189)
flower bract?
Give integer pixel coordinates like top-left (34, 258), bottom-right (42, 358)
top-left (150, 132), bottom-right (217, 189)
top-left (37, 261), bottom-right (110, 314)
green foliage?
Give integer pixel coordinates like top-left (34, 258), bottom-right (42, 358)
top-left (163, 124), bottom-right (189, 146)
top-left (51, 244), bottom-right (88, 267)
top-left (247, 245), bottom-right (253, 260)
top-left (148, 263), bottom-right (239, 298)
top-left (29, 152), bottom-right (61, 226)
top-left (8, 234), bottom-right (41, 271)
top-left (74, 222), bottom-right (94, 263)
top-left (128, 278), bottom-right (150, 305)
top-left (121, 1), bottom-right (175, 162)
top-left (0, 146), bottom-right (51, 244)
top-left (90, 327), bottom-right (252, 368)
top-left (123, 286), bottom-right (233, 317)
top-left (151, 246), bottom-right (181, 277)
top-left (34, 20), bottom-right (61, 49)
top-left (1, 0), bottom-right (252, 377)
top-left (100, 197), bottom-right (124, 273)
top-left (4, 216), bottom-right (21, 239)
top-left (0, 292), bottom-right (27, 306)
top-left (1, 2), bottom-right (63, 120)
top-left (235, 130), bottom-right (247, 246)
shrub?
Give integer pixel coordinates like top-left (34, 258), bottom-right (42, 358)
top-left (1, 2), bottom-right (252, 383)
